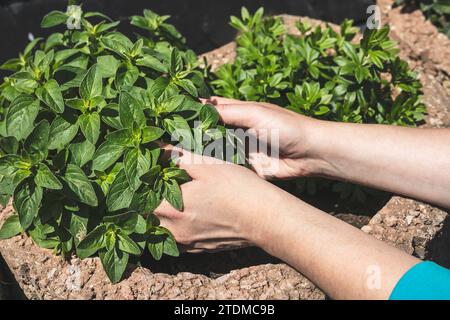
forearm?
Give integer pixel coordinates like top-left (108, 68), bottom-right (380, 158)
top-left (246, 188), bottom-right (420, 300)
top-left (305, 121), bottom-right (450, 208)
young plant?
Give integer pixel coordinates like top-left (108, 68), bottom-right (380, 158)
top-left (0, 4), bottom-right (220, 283)
top-left (212, 8), bottom-right (426, 201)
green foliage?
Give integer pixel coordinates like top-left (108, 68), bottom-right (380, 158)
top-left (212, 8), bottom-right (426, 201)
top-left (395, 0), bottom-right (450, 38)
top-left (0, 4), bottom-right (218, 283)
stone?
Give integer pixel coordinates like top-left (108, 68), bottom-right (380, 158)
top-left (364, 197), bottom-right (450, 267)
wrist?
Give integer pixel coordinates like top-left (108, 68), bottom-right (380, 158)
top-left (241, 182), bottom-right (301, 250)
top-left (299, 117), bottom-right (343, 179)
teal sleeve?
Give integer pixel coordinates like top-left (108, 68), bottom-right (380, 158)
top-left (390, 261), bottom-right (450, 300)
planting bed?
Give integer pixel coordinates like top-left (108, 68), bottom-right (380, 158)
top-left (1, 0), bottom-right (450, 299)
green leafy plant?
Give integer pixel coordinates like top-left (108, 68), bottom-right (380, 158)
top-left (211, 8), bottom-right (426, 201)
top-left (0, 4), bottom-right (221, 283)
top-left (395, 0), bottom-right (450, 38)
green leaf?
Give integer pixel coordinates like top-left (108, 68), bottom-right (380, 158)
top-left (34, 163), bottom-right (62, 190)
top-left (0, 136), bottom-right (19, 155)
top-left (147, 225), bottom-right (178, 260)
top-left (80, 64), bottom-right (102, 100)
top-left (105, 231), bottom-right (116, 251)
top-left (0, 154), bottom-right (22, 176)
top-left (65, 98), bottom-right (85, 111)
top-left (159, 94), bottom-right (186, 113)
top-left (163, 167), bottom-right (191, 183)
top-left (161, 228), bottom-right (179, 257)
top-left (136, 55), bottom-right (167, 73)
top-left (117, 232), bottom-right (141, 255)
top-left (105, 128), bottom-right (133, 146)
top-left (5, 95), bottom-right (40, 140)
top-left (169, 47), bottom-right (182, 75)
top-left (100, 248), bottom-right (129, 283)
top-left (13, 180), bottom-right (43, 229)
top-left (115, 65), bottom-right (139, 88)
top-left (163, 115), bottom-right (194, 150)
top-left (92, 141), bottom-right (125, 171)
top-left (12, 169), bottom-right (32, 187)
top-left (103, 211), bottom-right (138, 234)
top-left (119, 90), bottom-right (144, 128)
top-left (100, 32), bottom-right (133, 56)
top-left (23, 120), bottom-right (50, 163)
top-left (130, 186), bottom-right (161, 214)
top-left (79, 112), bottom-right (100, 144)
top-left (163, 179), bottom-right (183, 211)
top-left (54, 48), bottom-right (79, 65)
top-left (0, 58), bottom-right (22, 72)
top-left (0, 215), bottom-right (22, 240)
top-left (124, 148), bottom-right (148, 190)
top-left (139, 165), bottom-right (161, 186)
top-left (64, 164), bottom-right (98, 207)
top-left (69, 140), bottom-right (95, 168)
top-left (41, 11), bottom-right (68, 28)
top-left (48, 116), bottom-right (79, 150)
top-left (177, 79), bottom-right (198, 97)
top-left (97, 55), bottom-right (120, 78)
top-left (35, 80), bottom-right (65, 113)
top-left (148, 76), bottom-right (170, 98)
top-left (76, 225), bottom-right (106, 259)
top-left (141, 126), bottom-right (164, 143)
top-left (106, 169), bottom-right (134, 212)
top-left (199, 104), bottom-right (220, 130)
top-left (147, 238), bottom-right (164, 261)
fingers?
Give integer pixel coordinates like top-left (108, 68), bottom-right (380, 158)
top-left (200, 96), bottom-right (251, 105)
top-left (161, 143), bottom-right (226, 180)
top-left (155, 200), bottom-right (181, 219)
top-left (201, 96), bottom-right (260, 128)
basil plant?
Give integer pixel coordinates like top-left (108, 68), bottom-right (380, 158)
top-left (212, 8), bottom-right (427, 202)
top-left (0, 5), bottom-right (221, 283)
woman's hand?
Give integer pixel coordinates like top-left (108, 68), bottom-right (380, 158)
top-left (154, 147), bottom-right (286, 253)
top-left (154, 147), bottom-right (419, 300)
top-left (205, 96), bottom-right (450, 209)
top-left (202, 96), bottom-right (330, 180)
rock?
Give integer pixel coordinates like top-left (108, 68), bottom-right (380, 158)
top-left (364, 197), bottom-right (450, 267)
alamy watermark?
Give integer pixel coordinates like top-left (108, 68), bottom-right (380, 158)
top-left (66, 5), bottom-right (82, 30)
top-left (367, 5), bottom-right (382, 30)
top-left (366, 264), bottom-right (382, 291)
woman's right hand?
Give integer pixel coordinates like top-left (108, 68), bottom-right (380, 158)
top-left (202, 96), bottom-right (330, 180)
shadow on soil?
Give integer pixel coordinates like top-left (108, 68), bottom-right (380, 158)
top-left (141, 188), bottom-right (392, 277)
top-left (0, 254), bottom-right (27, 300)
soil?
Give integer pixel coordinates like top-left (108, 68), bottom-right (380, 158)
top-left (1, 0), bottom-right (450, 300)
